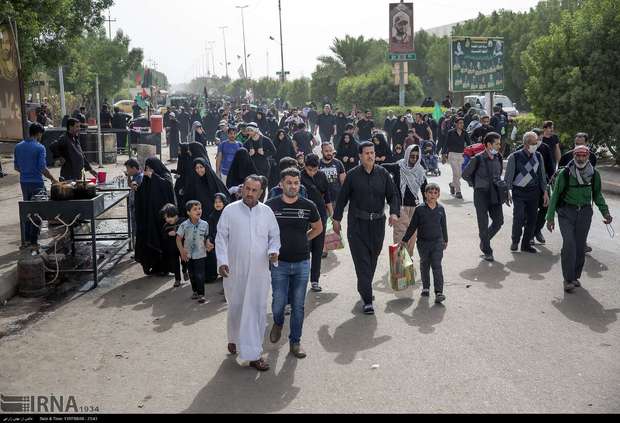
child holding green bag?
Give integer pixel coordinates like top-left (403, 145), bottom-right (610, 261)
top-left (401, 183), bottom-right (448, 304)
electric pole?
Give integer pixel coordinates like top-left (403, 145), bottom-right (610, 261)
top-left (236, 5), bottom-right (249, 80)
top-left (219, 26), bottom-right (230, 79)
top-left (278, 0), bottom-right (285, 82)
top-left (208, 41), bottom-right (216, 76)
top-left (105, 10), bottom-right (116, 40)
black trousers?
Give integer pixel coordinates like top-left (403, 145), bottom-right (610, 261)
top-left (511, 187), bottom-right (540, 247)
top-left (348, 217), bottom-right (385, 305)
top-left (474, 189), bottom-right (504, 255)
top-left (188, 258), bottom-right (206, 296)
top-left (417, 240), bottom-right (445, 293)
top-left (558, 206), bottom-right (593, 282)
top-left (310, 216), bottom-right (327, 283)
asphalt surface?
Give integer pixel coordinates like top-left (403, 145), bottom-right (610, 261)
top-left (0, 158), bottom-right (619, 413)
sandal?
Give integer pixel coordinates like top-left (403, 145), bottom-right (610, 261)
top-left (227, 343), bottom-right (237, 355)
top-left (249, 358), bottom-right (270, 372)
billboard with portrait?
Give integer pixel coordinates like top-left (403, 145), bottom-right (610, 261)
top-left (389, 3), bottom-right (414, 54)
top-left (450, 36), bottom-right (504, 92)
top-left (0, 22), bottom-right (23, 142)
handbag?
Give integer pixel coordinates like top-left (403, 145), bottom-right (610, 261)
top-left (389, 244), bottom-right (416, 291)
top-left (324, 218), bottom-right (345, 251)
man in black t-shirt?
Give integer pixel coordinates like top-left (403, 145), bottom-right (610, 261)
top-left (412, 113), bottom-right (432, 143)
top-left (317, 104), bottom-right (337, 143)
top-left (356, 110), bottom-right (375, 142)
top-left (292, 123), bottom-right (317, 156)
top-left (542, 120), bottom-right (561, 168)
top-left (319, 142), bottom-right (346, 205)
top-left (266, 167), bottom-right (323, 359)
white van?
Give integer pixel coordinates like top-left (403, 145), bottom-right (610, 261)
top-left (464, 94), bottom-right (519, 117)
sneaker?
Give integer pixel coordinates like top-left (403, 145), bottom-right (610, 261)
top-left (321, 251), bottom-right (328, 259)
top-left (521, 246), bottom-right (538, 254)
top-left (284, 304), bottom-right (291, 316)
top-left (510, 242), bottom-right (519, 252)
top-left (311, 282), bottom-right (323, 292)
top-left (535, 232), bottom-right (546, 244)
top-left (585, 245), bottom-right (593, 253)
top-left (421, 289), bottom-right (430, 297)
top-left (363, 304), bottom-right (375, 315)
top-left (270, 324), bottom-right (283, 343)
top-left (435, 293), bottom-right (446, 304)
top-left (198, 296), bottom-right (207, 304)
top-left (173, 280), bottom-right (181, 288)
top-left (573, 280), bottom-right (581, 288)
top-left (529, 238), bottom-right (536, 246)
top-left (483, 254), bottom-right (495, 262)
top-left (455, 192), bottom-right (463, 200)
top-left (290, 343), bottom-right (307, 359)
top-left (564, 281), bottom-right (576, 293)
top-left (191, 292), bottom-right (199, 300)
top-left (449, 183), bottom-right (455, 195)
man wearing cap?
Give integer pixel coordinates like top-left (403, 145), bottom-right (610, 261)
top-left (546, 145), bottom-right (612, 293)
top-left (243, 123), bottom-right (276, 185)
top-left (215, 120), bottom-right (229, 145)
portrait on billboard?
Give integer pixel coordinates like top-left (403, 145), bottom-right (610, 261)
top-left (389, 3), bottom-right (414, 54)
top-left (0, 23), bottom-right (24, 142)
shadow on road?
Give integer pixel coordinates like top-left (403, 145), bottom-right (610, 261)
top-left (583, 255), bottom-right (609, 279)
top-left (184, 350), bottom-right (300, 413)
top-left (93, 275), bottom-right (170, 309)
top-left (460, 260), bottom-right (511, 289)
top-left (317, 315), bottom-right (391, 365)
top-left (321, 253), bottom-right (341, 274)
top-left (552, 288), bottom-right (620, 333)
top-left (384, 296), bottom-right (446, 334)
top-left (505, 246), bottom-right (560, 281)
top-left (441, 197), bottom-right (473, 208)
top-left (373, 271), bottom-right (417, 298)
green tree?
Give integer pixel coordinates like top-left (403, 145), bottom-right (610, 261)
top-left (253, 77), bottom-right (281, 102)
top-left (1, 0), bottom-right (113, 83)
top-left (523, 0), bottom-right (620, 161)
top-left (336, 65), bottom-right (423, 111)
top-left (310, 57), bottom-right (345, 105)
top-left (282, 78), bottom-right (310, 107)
top-left (425, 36), bottom-right (451, 100)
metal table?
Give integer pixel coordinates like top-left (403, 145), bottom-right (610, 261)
top-left (18, 191), bottom-right (132, 288)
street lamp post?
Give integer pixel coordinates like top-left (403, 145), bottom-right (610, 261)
top-left (278, 0), bottom-right (285, 82)
top-left (208, 41), bottom-right (216, 76)
top-left (236, 5), bottom-right (249, 80)
top-left (219, 26), bottom-right (230, 79)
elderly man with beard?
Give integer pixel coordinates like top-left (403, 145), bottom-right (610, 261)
top-left (546, 146), bottom-right (612, 293)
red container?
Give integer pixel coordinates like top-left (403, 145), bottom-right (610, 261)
top-left (150, 115), bottom-right (163, 134)
top-left (88, 177), bottom-right (98, 184)
top-left (97, 171), bottom-right (107, 184)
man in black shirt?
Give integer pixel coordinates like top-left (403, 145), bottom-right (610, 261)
top-left (412, 113), bottom-right (432, 143)
top-left (178, 107), bottom-right (191, 143)
top-left (50, 118), bottom-right (98, 181)
top-left (317, 104), bottom-right (337, 143)
top-left (266, 167), bottom-right (323, 359)
top-left (307, 105), bottom-right (319, 135)
top-left (112, 107), bottom-right (131, 150)
top-left (471, 115), bottom-right (493, 143)
top-left (441, 117), bottom-right (470, 199)
top-left (319, 142), bottom-right (346, 206)
top-left (292, 123), bottom-right (316, 156)
top-left (333, 142), bottom-right (400, 315)
top-left (356, 111), bottom-right (375, 142)
top-left (542, 120), bottom-right (561, 167)
top-left (301, 154), bottom-right (333, 293)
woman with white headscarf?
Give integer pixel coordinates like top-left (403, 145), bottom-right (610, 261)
top-left (382, 144), bottom-right (428, 256)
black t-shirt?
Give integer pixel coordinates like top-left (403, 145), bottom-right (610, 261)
top-left (266, 196), bottom-right (320, 263)
top-left (542, 135), bottom-right (560, 157)
top-left (319, 158), bottom-right (345, 200)
top-left (357, 119), bottom-right (374, 141)
top-left (413, 122), bottom-right (431, 141)
top-left (293, 131), bottom-right (314, 155)
top-left (317, 113), bottom-right (337, 136)
top-left (301, 170), bottom-right (331, 220)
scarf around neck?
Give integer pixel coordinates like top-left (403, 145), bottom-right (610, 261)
top-left (398, 145), bottom-right (426, 200)
top-left (568, 160), bottom-right (595, 185)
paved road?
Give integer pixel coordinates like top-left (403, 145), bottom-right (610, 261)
top-left (1, 160), bottom-right (619, 413)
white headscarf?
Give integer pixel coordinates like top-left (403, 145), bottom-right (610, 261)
top-left (398, 144), bottom-right (426, 200)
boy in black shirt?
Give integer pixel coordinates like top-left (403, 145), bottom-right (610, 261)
top-left (266, 167), bottom-right (323, 358)
top-left (161, 204), bottom-right (188, 287)
top-left (402, 183), bottom-right (448, 303)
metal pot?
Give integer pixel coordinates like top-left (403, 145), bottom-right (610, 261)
top-left (74, 181), bottom-right (97, 199)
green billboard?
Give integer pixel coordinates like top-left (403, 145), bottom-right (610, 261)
top-left (450, 36), bottom-right (504, 92)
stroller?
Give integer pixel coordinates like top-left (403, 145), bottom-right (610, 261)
top-left (420, 140), bottom-right (441, 176)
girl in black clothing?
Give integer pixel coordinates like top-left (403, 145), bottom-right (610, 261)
top-left (336, 133), bottom-right (359, 172)
top-left (372, 133), bottom-right (392, 164)
top-left (206, 193), bottom-right (229, 283)
top-left (270, 129), bottom-right (296, 187)
top-left (160, 203), bottom-right (188, 287)
top-left (184, 157), bottom-right (230, 218)
top-left (225, 147), bottom-right (258, 193)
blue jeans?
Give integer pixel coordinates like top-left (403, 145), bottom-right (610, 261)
top-left (21, 182), bottom-right (45, 245)
top-left (271, 260), bottom-right (310, 344)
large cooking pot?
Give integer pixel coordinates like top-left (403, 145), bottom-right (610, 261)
top-left (50, 182), bottom-right (75, 201)
top-left (74, 180), bottom-right (97, 199)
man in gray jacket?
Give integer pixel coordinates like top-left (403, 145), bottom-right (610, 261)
top-left (504, 132), bottom-right (549, 253)
top-left (462, 132), bottom-right (508, 262)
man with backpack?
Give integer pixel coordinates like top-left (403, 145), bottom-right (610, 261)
top-left (462, 132), bottom-right (508, 262)
top-left (546, 146), bottom-right (612, 293)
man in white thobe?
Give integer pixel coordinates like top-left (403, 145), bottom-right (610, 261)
top-left (216, 175), bottom-right (281, 371)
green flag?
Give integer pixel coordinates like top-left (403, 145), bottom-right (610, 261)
top-left (432, 102), bottom-right (443, 121)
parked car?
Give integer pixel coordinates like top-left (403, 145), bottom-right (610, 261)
top-left (464, 94), bottom-right (519, 117)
